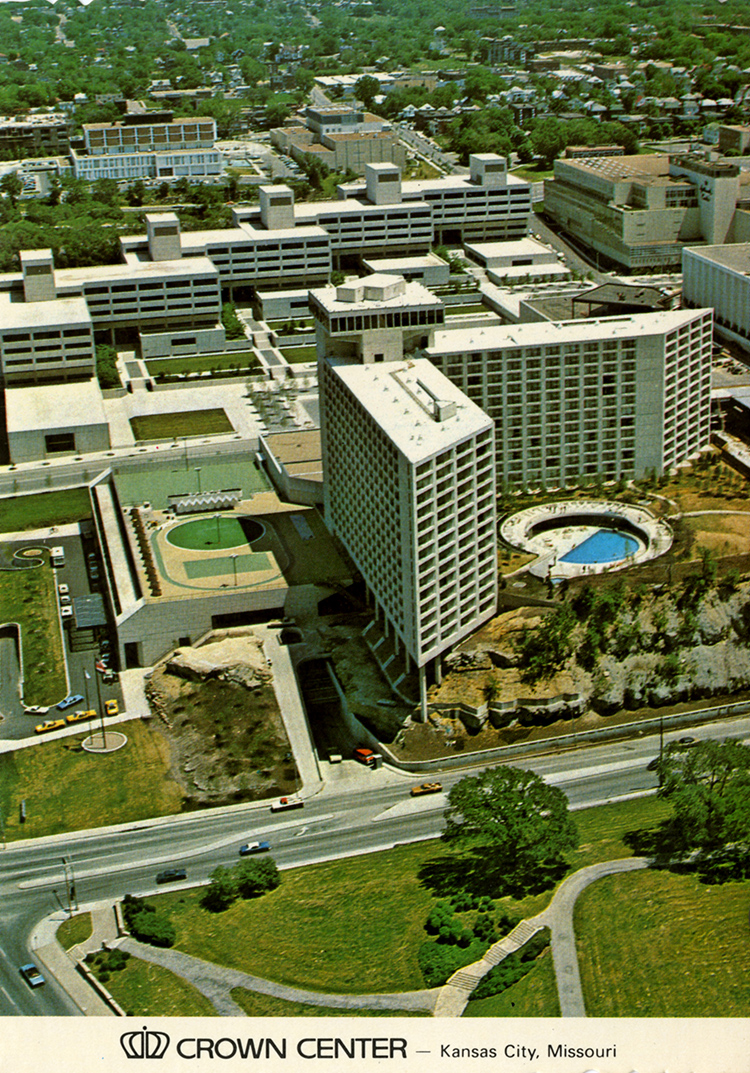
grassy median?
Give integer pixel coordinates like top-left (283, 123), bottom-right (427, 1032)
top-left (0, 560), bottom-right (66, 705)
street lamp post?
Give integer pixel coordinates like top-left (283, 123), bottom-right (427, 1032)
top-left (231, 553), bottom-right (238, 587)
top-left (215, 513), bottom-right (221, 545)
top-left (195, 467), bottom-right (202, 495)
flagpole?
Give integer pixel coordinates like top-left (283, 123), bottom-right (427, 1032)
top-left (95, 669), bottom-right (107, 749)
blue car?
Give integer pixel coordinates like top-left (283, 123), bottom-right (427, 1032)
top-left (56, 694), bottom-right (84, 711)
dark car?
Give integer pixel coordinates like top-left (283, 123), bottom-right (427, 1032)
top-left (239, 840), bottom-right (270, 855)
top-left (20, 963), bottom-right (45, 988)
top-left (155, 868), bottom-right (187, 884)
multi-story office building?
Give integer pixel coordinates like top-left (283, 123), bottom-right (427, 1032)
top-left (336, 155), bottom-right (532, 247)
top-left (426, 307), bottom-right (714, 489)
top-left (682, 243), bottom-right (750, 353)
top-left (545, 152), bottom-right (749, 271)
top-left (271, 106), bottom-right (407, 176)
top-left (71, 115), bottom-right (223, 183)
top-left (313, 275), bottom-right (497, 717)
top-left (0, 113), bottom-right (70, 159)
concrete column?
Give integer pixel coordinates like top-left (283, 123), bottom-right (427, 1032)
top-left (418, 665), bottom-right (427, 722)
top-left (435, 655), bottom-right (442, 686)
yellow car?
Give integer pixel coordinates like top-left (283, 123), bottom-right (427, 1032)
top-left (410, 782), bottom-right (443, 797)
top-left (35, 719), bottom-right (66, 734)
top-left (66, 710), bottom-right (96, 724)
top-left (104, 699), bottom-right (119, 716)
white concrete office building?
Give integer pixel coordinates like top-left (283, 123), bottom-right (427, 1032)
top-left (682, 243), bottom-right (750, 352)
top-left (426, 308), bottom-right (713, 489)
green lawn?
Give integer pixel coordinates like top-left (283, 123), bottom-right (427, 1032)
top-left (231, 988), bottom-right (428, 1017)
top-left (463, 947), bottom-right (560, 1017)
top-left (575, 869), bottom-right (750, 1016)
top-left (130, 410), bottom-right (234, 441)
top-left (0, 720), bottom-right (184, 842)
top-left (0, 561), bottom-right (65, 705)
top-left (146, 353), bottom-right (259, 377)
top-left (0, 488), bottom-right (92, 533)
top-left (280, 346), bottom-right (318, 363)
top-left (93, 954), bottom-right (217, 1017)
top-left (57, 912), bottom-right (92, 951)
top-left (445, 304), bottom-right (489, 315)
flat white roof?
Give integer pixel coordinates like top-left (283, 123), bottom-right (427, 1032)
top-left (363, 253), bottom-right (447, 270)
top-left (0, 292), bottom-right (91, 330)
top-left (331, 357), bottom-right (492, 463)
top-left (56, 255), bottom-right (218, 288)
top-left (310, 278), bottom-right (441, 313)
top-left (6, 379), bottom-right (106, 432)
top-left (465, 238), bottom-right (551, 258)
top-left (684, 243), bottom-right (750, 272)
top-left (427, 308), bottom-right (713, 354)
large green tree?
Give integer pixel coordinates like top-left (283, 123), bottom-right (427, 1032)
top-left (657, 739), bottom-right (750, 851)
top-left (443, 765), bottom-right (578, 894)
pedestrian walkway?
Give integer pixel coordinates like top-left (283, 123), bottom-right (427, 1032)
top-left (118, 938), bottom-right (440, 1016)
top-left (32, 902), bottom-right (121, 1017)
top-left (433, 856), bottom-right (649, 1018)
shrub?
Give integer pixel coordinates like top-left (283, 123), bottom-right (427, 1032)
top-left (236, 856), bottom-right (280, 899)
top-left (469, 929), bottom-right (550, 1001)
top-left (418, 937), bottom-right (488, 988)
top-left (127, 907), bottom-right (176, 947)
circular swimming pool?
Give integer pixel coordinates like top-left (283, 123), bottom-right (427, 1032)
top-left (500, 500), bottom-right (672, 579)
top-left (166, 516), bottom-right (264, 551)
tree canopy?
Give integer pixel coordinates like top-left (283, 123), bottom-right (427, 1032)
top-left (442, 765), bottom-right (578, 895)
top-left (657, 739), bottom-right (750, 852)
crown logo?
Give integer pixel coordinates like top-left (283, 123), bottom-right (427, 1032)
top-left (120, 1027), bottom-right (171, 1060)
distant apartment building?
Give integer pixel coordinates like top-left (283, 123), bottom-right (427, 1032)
top-left (717, 124), bottom-right (750, 156)
top-left (71, 114), bottom-right (223, 183)
top-left (313, 275), bottom-right (496, 716)
top-left (0, 113), bottom-right (70, 160)
top-left (683, 243), bottom-right (750, 352)
top-left (545, 152), bottom-right (749, 271)
top-left (271, 106), bottom-right (406, 176)
top-left (425, 307), bottom-right (713, 489)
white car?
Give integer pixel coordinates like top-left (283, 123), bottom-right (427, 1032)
top-left (58, 583), bottom-right (69, 596)
top-left (61, 606), bottom-right (74, 619)
top-left (24, 705), bottom-right (49, 717)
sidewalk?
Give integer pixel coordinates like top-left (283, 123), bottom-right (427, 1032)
top-left (32, 902), bottom-right (120, 1017)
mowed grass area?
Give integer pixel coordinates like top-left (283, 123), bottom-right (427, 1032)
top-left (146, 353), bottom-right (259, 376)
top-left (231, 989), bottom-right (428, 1017)
top-left (0, 561), bottom-right (65, 705)
top-left (95, 955), bottom-right (217, 1017)
top-left (57, 912), bottom-right (92, 951)
top-left (0, 720), bottom-right (184, 841)
top-left (130, 410), bottom-right (233, 441)
top-left (146, 797), bottom-right (671, 1004)
top-left (0, 488), bottom-right (92, 533)
top-left (575, 869), bottom-right (750, 1017)
top-left (280, 346), bottom-right (317, 363)
top-left (463, 948), bottom-right (560, 1017)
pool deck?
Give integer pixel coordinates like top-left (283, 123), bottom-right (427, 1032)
top-left (500, 499), bottom-right (673, 580)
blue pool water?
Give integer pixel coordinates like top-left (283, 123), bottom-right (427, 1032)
top-left (561, 528), bottom-right (640, 565)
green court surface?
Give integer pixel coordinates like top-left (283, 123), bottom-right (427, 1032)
top-left (167, 516), bottom-right (264, 551)
top-left (113, 459), bottom-right (270, 510)
top-left (184, 552), bottom-right (271, 579)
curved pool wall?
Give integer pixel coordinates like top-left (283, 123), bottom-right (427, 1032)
top-left (500, 499), bottom-right (673, 580)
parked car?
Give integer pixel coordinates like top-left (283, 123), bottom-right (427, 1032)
top-left (35, 719), bottom-right (66, 734)
top-left (102, 670), bottom-right (116, 684)
top-left (60, 607), bottom-right (74, 620)
top-left (24, 705), bottom-right (49, 717)
top-left (352, 747), bottom-right (376, 767)
top-left (58, 583), bottom-right (69, 596)
top-left (155, 868), bottom-right (187, 884)
top-left (270, 796), bottom-right (303, 812)
top-left (19, 963), bottom-right (45, 988)
top-left (104, 699), bottom-right (119, 716)
top-left (59, 594), bottom-right (71, 606)
top-left (66, 710), bottom-right (96, 724)
top-left (56, 694), bottom-right (84, 711)
top-left (239, 840), bottom-right (271, 855)
top-left (410, 782), bottom-right (443, 797)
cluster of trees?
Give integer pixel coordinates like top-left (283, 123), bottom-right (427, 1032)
top-left (222, 302), bottom-right (246, 341)
top-left (121, 893), bottom-right (176, 947)
top-left (202, 856), bottom-right (281, 912)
